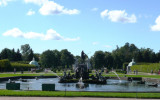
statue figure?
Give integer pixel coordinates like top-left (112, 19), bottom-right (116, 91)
top-left (81, 51), bottom-right (86, 63)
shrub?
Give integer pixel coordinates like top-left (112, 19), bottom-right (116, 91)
top-left (131, 63), bottom-right (160, 73)
top-left (11, 62), bottom-right (36, 71)
top-left (0, 59), bottom-right (11, 72)
top-left (123, 62), bottom-right (129, 71)
top-left (115, 69), bottom-right (127, 74)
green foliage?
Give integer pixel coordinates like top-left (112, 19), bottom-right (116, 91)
top-left (11, 62), bottom-right (36, 68)
top-left (0, 59), bottom-right (11, 71)
top-left (123, 62), bottom-right (129, 71)
top-left (51, 68), bottom-right (57, 73)
top-left (40, 50), bottom-right (56, 68)
top-left (131, 63), bottom-right (160, 73)
top-left (60, 49), bottom-right (75, 68)
top-left (115, 69), bottom-right (127, 74)
top-left (93, 51), bottom-right (105, 69)
top-left (21, 44), bottom-right (33, 61)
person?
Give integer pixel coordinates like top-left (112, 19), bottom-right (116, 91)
top-left (158, 69), bottom-right (160, 75)
top-left (151, 70), bottom-right (153, 74)
top-left (136, 70), bottom-right (138, 75)
top-left (14, 68), bottom-right (16, 74)
top-left (134, 70), bottom-right (135, 74)
top-left (21, 68), bottom-right (24, 74)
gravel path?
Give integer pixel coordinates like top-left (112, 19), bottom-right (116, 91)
top-left (0, 97), bottom-right (158, 100)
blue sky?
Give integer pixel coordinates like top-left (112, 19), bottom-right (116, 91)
top-left (0, 0), bottom-right (160, 57)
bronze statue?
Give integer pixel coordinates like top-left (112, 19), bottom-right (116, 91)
top-left (81, 51), bottom-right (86, 62)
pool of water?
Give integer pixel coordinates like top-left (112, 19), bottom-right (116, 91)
top-left (0, 78), bottom-right (160, 92)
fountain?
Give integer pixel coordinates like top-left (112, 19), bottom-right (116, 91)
top-left (112, 71), bottom-right (121, 82)
top-left (53, 72), bottom-right (60, 79)
top-left (59, 51), bottom-right (106, 85)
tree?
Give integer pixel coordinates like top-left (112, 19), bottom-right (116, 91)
top-left (40, 50), bottom-right (56, 68)
top-left (156, 51), bottom-right (160, 62)
top-left (60, 49), bottom-right (75, 69)
top-left (104, 52), bottom-right (113, 69)
top-left (93, 51), bottom-right (105, 69)
top-left (28, 49), bottom-right (34, 61)
top-left (53, 50), bottom-right (61, 67)
top-left (21, 44), bottom-right (31, 61)
top-left (0, 48), bottom-right (12, 60)
top-left (15, 49), bottom-right (22, 61)
top-left (34, 53), bottom-right (40, 61)
top-left (11, 48), bottom-right (16, 61)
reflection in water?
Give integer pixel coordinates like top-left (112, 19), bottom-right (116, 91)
top-left (0, 78), bottom-right (160, 92)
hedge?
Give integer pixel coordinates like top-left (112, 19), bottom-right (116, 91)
top-left (0, 59), bottom-right (36, 72)
top-left (11, 62), bottom-right (36, 68)
top-left (0, 59), bottom-right (11, 71)
top-left (131, 63), bottom-right (160, 73)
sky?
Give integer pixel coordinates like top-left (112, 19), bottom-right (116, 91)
top-left (0, 0), bottom-right (160, 57)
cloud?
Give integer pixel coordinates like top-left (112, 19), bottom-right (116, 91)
top-left (104, 45), bottom-right (112, 48)
top-left (24, 0), bottom-right (47, 6)
top-left (92, 8), bottom-right (98, 11)
top-left (0, 0), bottom-right (13, 6)
top-left (101, 9), bottom-right (137, 23)
top-left (3, 28), bottom-right (80, 41)
top-left (151, 16), bottom-right (160, 31)
top-left (26, 9), bottom-right (35, 16)
top-left (24, 0), bottom-right (80, 15)
top-left (92, 42), bottom-right (99, 45)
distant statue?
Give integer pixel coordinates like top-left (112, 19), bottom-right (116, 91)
top-left (81, 51), bottom-right (86, 63)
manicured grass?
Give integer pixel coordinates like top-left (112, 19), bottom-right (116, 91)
top-left (0, 73), bottom-right (63, 78)
top-left (0, 90), bottom-right (160, 98)
top-left (103, 74), bottom-right (160, 78)
top-left (1, 72), bottom-right (160, 79)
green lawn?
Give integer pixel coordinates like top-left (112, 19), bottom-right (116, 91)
top-left (0, 90), bottom-right (160, 98)
top-left (0, 73), bottom-right (63, 78)
top-left (1, 72), bottom-right (160, 79)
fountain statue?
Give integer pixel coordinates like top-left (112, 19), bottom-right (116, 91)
top-left (59, 51), bottom-right (106, 85)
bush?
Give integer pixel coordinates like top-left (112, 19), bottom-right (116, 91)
top-left (131, 63), bottom-right (160, 73)
top-left (123, 62), bottom-right (129, 71)
top-left (115, 69), bottom-right (127, 74)
top-left (36, 68), bottom-right (44, 73)
top-left (0, 59), bottom-right (11, 72)
top-left (51, 68), bottom-right (57, 73)
top-left (11, 62), bottom-right (36, 68)
top-left (11, 62), bottom-right (36, 71)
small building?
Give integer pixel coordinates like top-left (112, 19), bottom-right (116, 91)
top-left (127, 59), bottom-right (136, 74)
top-left (29, 58), bottom-right (39, 67)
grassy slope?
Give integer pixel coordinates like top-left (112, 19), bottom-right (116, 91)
top-left (0, 90), bottom-right (160, 98)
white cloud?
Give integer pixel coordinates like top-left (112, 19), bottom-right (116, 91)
top-left (3, 28), bottom-right (80, 41)
top-left (24, 0), bottom-right (48, 5)
top-left (104, 45), bottom-right (112, 48)
top-left (24, 0), bottom-right (80, 15)
top-left (39, 1), bottom-right (79, 15)
top-left (92, 8), bottom-right (98, 11)
top-left (26, 9), bottom-right (35, 16)
top-left (92, 42), bottom-right (98, 45)
top-left (101, 9), bottom-right (137, 23)
top-left (151, 16), bottom-right (160, 31)
top-left (0, 0), bottom-right (13, 6)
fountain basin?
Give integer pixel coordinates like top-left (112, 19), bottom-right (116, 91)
top-left (0, 78), bottom-right (160, 92)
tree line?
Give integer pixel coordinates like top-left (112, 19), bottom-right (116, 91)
top-left (0, 43), bottom-right (160, 70)
top-left (90, 43), bottom-right (160, 69)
